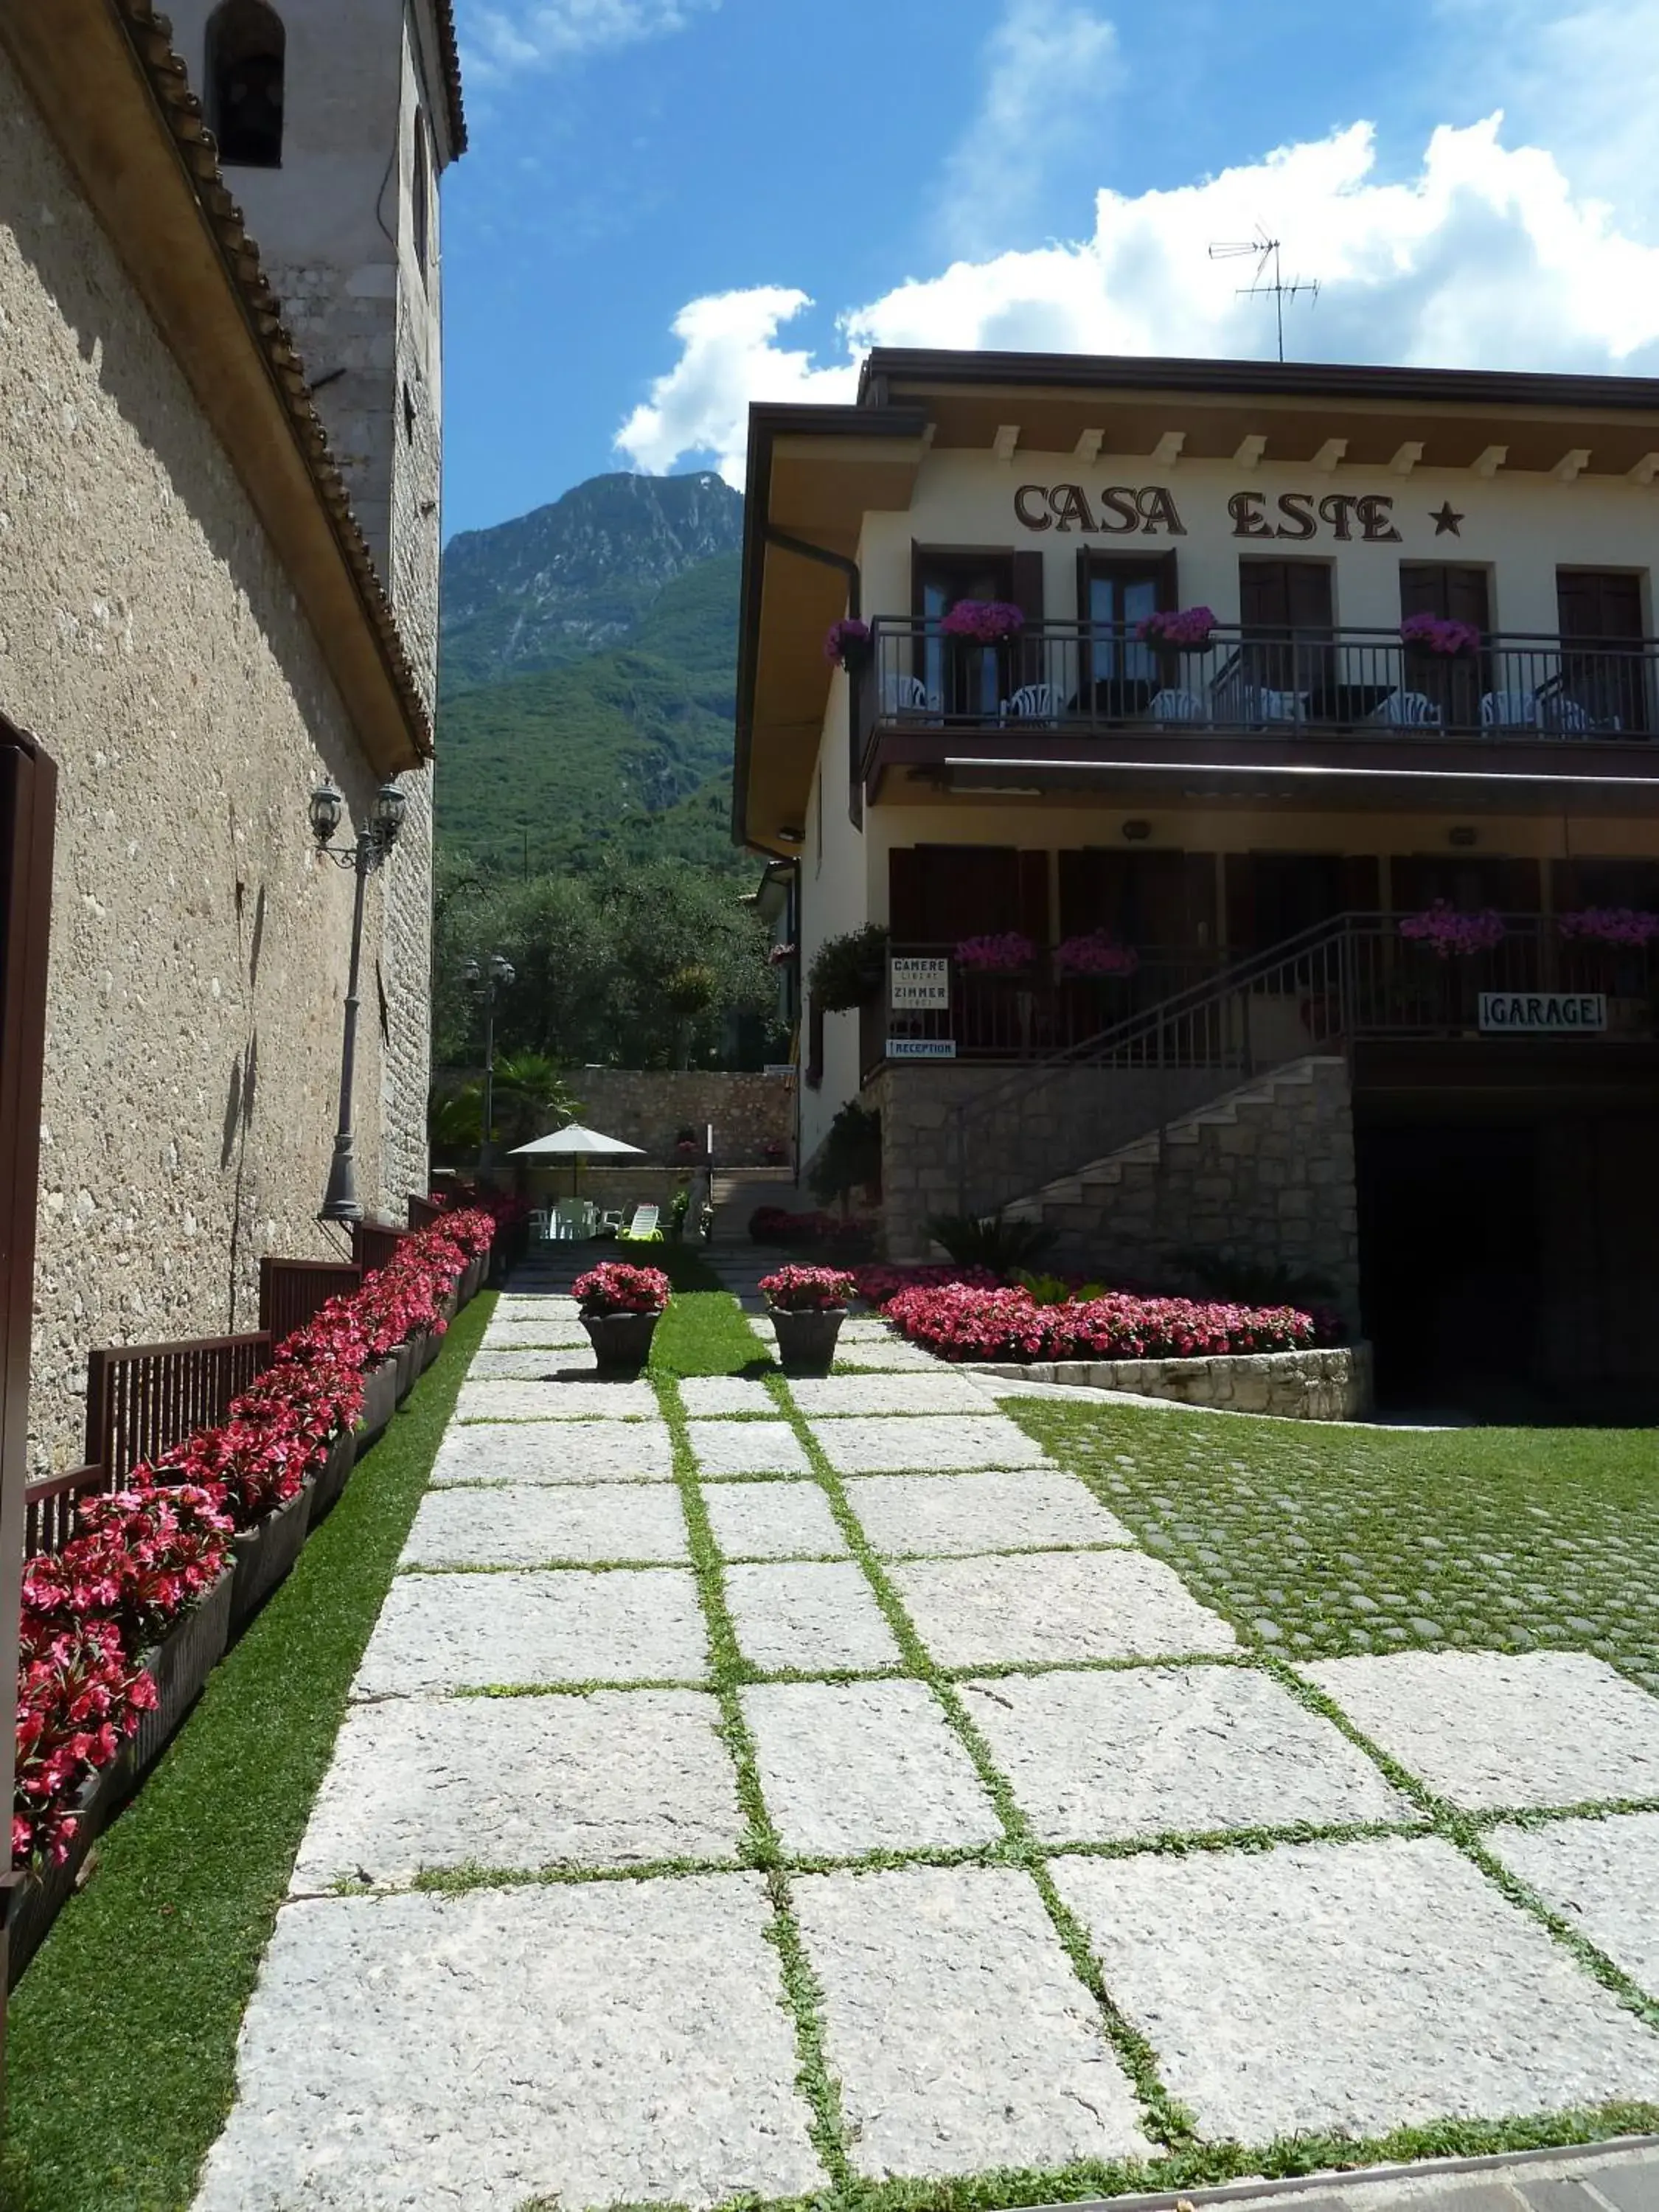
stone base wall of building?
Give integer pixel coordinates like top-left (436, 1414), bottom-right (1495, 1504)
top-left (872, 1062), bottom-right (1223, 1261)
top-left (969, 1343), bottom-right (1373, 1422)
top-left (563, 1071), bottom-right (793, 1166)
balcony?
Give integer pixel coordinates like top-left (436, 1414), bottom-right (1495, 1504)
top-left (861, 918), bottom-right (1659, 1078)
top-left (854, 621), bottom-right (1659, 806)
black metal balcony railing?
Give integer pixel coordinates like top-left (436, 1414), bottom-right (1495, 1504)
top-left (857, 622), bottom-right (1658, 757)
top-left (935, 914), bottom-right (1659, 1217)
top-left (864, 922), bottom-right (1659, 1074)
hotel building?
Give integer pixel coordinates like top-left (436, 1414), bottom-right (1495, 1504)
top-left (734, 350), bottom-right (1659, 1406)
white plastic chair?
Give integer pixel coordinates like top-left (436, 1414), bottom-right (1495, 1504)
top-left (999, 684), bottom-right (1057, 720)
top-left (1481, 690), bottom-right (1539, 731)
top-left (528, 1208), bottom-right (552, 1243)
top-left (881, 673), bottom-right (933, 714)
top-left (1374, 689), bottom-right (1443, 728)
top-left (1150, 687), bottom-right (1208, 726)
top-left (1242, 686), bottom-right (1308, 726)
top-left (1543, 695), bottom-right (1619, 737)
top-left (625, 1203), bottom-right (661, 1238)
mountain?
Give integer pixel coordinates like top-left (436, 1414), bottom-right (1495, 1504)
top-left (435, 540), bottom-right (745, 875)
top-left (440, 470), bottom-right (745, 693)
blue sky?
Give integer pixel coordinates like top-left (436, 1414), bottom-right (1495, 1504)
top-left (443, 0), bottom-right (1659, 540)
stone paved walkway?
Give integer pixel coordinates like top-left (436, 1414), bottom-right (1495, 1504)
top-left (193, 1251), bottom-right (1659, 2210)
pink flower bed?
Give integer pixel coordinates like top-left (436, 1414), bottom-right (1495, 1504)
top-left (882, 1280), bottom-right (1319, 1363)
top-left (13, 1208), bottom-right (497, 1869)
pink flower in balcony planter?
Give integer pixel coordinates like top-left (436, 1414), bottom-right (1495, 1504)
top-left (1399, 902), bottom-right (1506, 958)
top-left (1135, 605), bottom-right (1217, 650)
top-left (939, 600), bottom-right (1025, 644)
top-left (1557, 907), bottom-right (1659, 947)
top-left (1399, 611), bottom-right (1481, 658)
top-left (824, 617), bottom-right (872, 667)
top-left (954, 931), bottom-right (1037, 975)
top-left (1054, 931), bottom-right (1139, 979)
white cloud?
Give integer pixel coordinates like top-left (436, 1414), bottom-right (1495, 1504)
top-left (459, 0), bottom-right (715, 77)
top-left (615, 114), bottom-right (1659, 487)
top-left (936, 0), bottom-right (1119, 251)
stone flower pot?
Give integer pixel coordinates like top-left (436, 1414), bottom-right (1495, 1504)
top-left (308, 1426), bottom-right (357, 1525)
top-left (355, 1355), bottom-right (400, 1452)
top-left (580, 1311), bottom-right (659, 1377)
top-left (131, 1566), bottom-right (236, 1777)
top-left (229, 1478), bottom-right (315, 1632)
top-left (769, 1305), bottom-right (846, 1377)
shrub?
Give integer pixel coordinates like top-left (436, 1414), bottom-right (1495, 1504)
top-left (923, 1211), bottom-right (1057, 1274)
top-left (1012, 1268), bottom-right (1110, 1307)
top-left (807, 925), bottom-right (888, 1013)
top-left (572, 1262), bottom-right (671, 1315)
top-left (759, 1265), bottom-right (856, 1312)
top-left (807, 1102), bottom-right (881, 1206)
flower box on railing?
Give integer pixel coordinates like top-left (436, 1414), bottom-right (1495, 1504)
top-left (229, 1478), bottom-right (315, 1632)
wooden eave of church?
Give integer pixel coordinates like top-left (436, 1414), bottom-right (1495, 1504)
top-left (0, 0), bottom-right (433, 773)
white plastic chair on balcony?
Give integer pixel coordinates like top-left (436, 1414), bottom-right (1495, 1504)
top-left (1149, 686), bottom-right (1208, 726)
top-left (1481, 689), bottom-right (1540, 731)
top-left (1371, 689), bottom-right (1443, 728)
top-left (999, 683), bottom-right (1058, 721)
top-left (1240, 686), bottom-right (1309, 727)
top-left (881, 673), bottom-right (936, 715)
top-left (1541, 694), bottom-right (1619, 737)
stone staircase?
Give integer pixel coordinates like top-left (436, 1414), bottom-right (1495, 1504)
top-left (1003, 1055), bottom-right (1361, 1318)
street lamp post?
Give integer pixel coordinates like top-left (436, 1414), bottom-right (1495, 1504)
top-left (461, 951), bottom-right (515, 1178)
top-left (310, 778), bottom-right (408, 1222)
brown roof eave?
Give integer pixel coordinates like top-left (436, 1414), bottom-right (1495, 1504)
top-left (856, 347), bottom-right (1659, 417)
top-left (433, 0), bottom-right (467, 157)
top-left (732, 402), bottom-right (928, 853)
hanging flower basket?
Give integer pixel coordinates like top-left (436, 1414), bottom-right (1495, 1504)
top-left (1398, 902), bottom-right (1506, 958)
top-left (1136, 606), bottom-right (1217, 652)
top-left (1054, 931), bottom-right (1139, 980)
top-left (939, 600), bottom-right (1025, 644)
top-left (824, 618), bottom-right (872, 669)
top-left (1400, 613), bottom-right (1481, 659)
top-left (955, 931), bottom-right (1037, 978)
top-left (1557, 908), bottom-right (1659, 947)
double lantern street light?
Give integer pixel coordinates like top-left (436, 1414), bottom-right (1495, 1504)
top-left (461, 951), bottom-right (515, 1178)
top-left (309, 777), bottom-right (408, 1222)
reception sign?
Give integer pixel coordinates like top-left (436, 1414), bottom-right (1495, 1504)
top-left (887, 1037), bottom-right (957, 1060)
top-left (1478, 992), bottom-right (1607, 1034)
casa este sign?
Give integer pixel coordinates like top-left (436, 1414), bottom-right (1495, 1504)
top-left (1013, 484), bottom-right (1406, 543)
top-left (1478, 992), bottom-right (1607, 1034)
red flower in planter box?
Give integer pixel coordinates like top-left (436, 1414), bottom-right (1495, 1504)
top-left (13, 1618), bottom-right (158, 1865)
top-left (880, 1281), bottom-right (1318, 1362)
top-left (573, 1262), bottom-right (671, 1316)
top-left (758, 1265), bottom-right (856, 1312)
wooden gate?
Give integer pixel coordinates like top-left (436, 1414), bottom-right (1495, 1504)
top-left (0, 717), bottom-right (58, 2048)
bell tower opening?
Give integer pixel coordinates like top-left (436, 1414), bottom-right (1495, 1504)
top-left (206, 0), bottom-right (286, 169)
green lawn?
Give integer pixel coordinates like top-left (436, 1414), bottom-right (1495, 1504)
top-left (1012, 1403), bottom-right (1659, 1694)
top-left (1, 1291), bottom-right (495, 2212)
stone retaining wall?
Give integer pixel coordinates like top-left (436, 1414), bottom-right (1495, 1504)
top-left (568, 1071), bottom-right (793, 1166)
top-left (970, 1342), bottom-right (1373, 1422)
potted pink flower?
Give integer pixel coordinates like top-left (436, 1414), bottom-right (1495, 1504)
top-left (939, 600), bottom-right (1024, 644)
top-left (1054, 931), bottom-right (1138, 981)
top-left (954, 931), bottom-right (1036, 978)
top-left (1400, 611), bottom-right (1481, 659)
top-left (1136, 606), bottom-right (1217, 652)
top-left (759, 1263), bottom-right (856, 1375)
top-left (1398, 902), bottom-right (1506, 959)
top-left (573, 1261), bottom-right (671, 1376)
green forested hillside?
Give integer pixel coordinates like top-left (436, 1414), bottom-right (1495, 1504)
top-left (435, 552), bottom-right (745, 877)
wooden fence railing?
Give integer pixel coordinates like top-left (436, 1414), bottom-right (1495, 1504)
top-left (407, 1194), bottom-right (443, 1231)
top-left (85, 1332), bottom-right (271, 1489)
top-left (352, 1221), bottom-right (408, 1275)
top-left (24, 1464), bottom-right (105, 1559)
top-left (258, 1256), bottom-right (362, 1346)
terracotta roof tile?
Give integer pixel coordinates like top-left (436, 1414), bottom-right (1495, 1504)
top-left (435, 0), bottom-right (467, 156)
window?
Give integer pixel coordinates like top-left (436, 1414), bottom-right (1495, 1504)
top-left (1556, 571), bottom-right (1650, 734)
top-left (910, 547), bottom-right (1041, 714)
top-left (403, 381), bottom-right (417, 446)
top-left (412, 108), bottom-right (431, 280)
top-left (1238, 557), bottom-right (1335, 707)
top-left (1077, 551), bottom-right (1175, 712)
top-left (206, 0), bottom-right (286, 169)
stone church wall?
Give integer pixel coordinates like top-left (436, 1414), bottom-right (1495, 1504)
top-left (0, 53), bottom-right (431, 1472)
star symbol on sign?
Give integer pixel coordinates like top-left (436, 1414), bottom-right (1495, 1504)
top-left (1430, 501), bottom-right (1465, 536)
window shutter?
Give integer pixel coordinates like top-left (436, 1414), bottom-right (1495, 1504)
top-left (1343, 855), bottom-right (1381, 914)
top-left (1012, 550), bottom-right (1045, 687)
top-left (1018, 851), bottom-right (1050, 945)
top-left (1223, 854), bottom-right (1255, 952)
top-left (888, 848), bottom-right (924, 942)
top-left (1057, 849), bottom-right (1091, 936)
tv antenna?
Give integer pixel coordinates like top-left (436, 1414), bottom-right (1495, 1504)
top-left (1208, 232), bottom-right (1319, 361)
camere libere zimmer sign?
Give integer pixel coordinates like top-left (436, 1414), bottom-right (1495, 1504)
top-left (889, 957), bottom-right (950, 1010)
top-left (1478, 991), bottom-right (1607, 1034)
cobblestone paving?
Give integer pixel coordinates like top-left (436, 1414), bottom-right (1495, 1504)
top-left (194, 1256), bottom-right (1659, 2212)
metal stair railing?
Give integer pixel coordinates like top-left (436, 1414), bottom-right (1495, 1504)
top-left (946, 913), bottom-right (1365, 1218)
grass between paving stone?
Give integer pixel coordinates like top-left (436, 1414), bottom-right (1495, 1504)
top-left (0, 1288), bottom-right (496, 2212)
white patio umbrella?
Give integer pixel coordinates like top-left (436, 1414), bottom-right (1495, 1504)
top-left (508, 1121), bottom-right (645, 1195)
